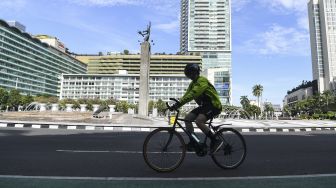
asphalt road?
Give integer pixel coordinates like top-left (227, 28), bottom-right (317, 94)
top-left (0, 127), bottom-right (336, 178)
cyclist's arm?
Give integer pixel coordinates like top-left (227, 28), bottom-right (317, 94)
top-left (179, 78), bottom-right (208, 106)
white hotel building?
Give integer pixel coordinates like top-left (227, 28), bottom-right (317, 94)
top-left (59, 72), bottom-right (196, 107)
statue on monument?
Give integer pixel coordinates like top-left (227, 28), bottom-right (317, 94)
top-left (138, 22), bottom-right (151, 42)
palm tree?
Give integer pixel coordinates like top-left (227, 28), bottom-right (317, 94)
top-left (240, 96), bottom-right (250, 109)
top-left (252, 84), bottom-right (263, 108)
top-left (264, 103), bottom-right (274, 117)
top-left (322, 90), bottom-right (333, 111)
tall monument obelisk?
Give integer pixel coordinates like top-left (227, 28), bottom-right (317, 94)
top-left (138, 22), bottom-right (151, 117)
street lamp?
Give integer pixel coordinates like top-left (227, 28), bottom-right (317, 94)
top-left (15, 77), bottom-right (18, 89)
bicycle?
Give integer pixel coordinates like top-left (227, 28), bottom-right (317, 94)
top-left (143, 98), bottom-right (247, 172)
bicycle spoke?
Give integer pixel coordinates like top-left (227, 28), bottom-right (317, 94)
top-left (211, 128), bottom-right (246, 169)
top-left (143, 128), bottom-right (186, 172)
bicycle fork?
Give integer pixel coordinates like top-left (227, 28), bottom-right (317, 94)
top-left (162, 129), bottom-right (175, 152)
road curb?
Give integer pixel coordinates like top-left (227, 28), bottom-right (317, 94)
top-left (1, 122), bottom-right (336, 133)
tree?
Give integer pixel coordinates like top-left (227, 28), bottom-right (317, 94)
top-left (35, 95), bottom-right (58, 104)
top-left (264, 103), bottom-right (274, 118)
top-left (246, 105), bottom-right (261, 118)
top-left (156, 99), bottom-right (166, 116)
top-left (148, 100), bottom-right (155, 113)
top-left (252, 84), bottom-right (263, 108)
top-left (283, 105), bottom-right (291, 117)
top-left (123, 49), bottom-right (129, 55)
top-left (21, 94), bottom-right (34, 107)
top-left (322, 90), bottom-right (333, 111)
top-left (105, 98), bottom-right (117, 106)
top-left (0, 88), bottom-right (9, 110)
top-left (116, 101), bottom-right (129, 113)
top-left (240, 96), bottom-right (250, 109)
top-left (7, 89), bottom-right (22, 110)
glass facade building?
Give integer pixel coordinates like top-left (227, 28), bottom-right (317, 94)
top-left (308, 0), bottom-right (336, 93)
top-left (180, 0), bottom-right (232, 104)
top-left (0, 20), bottom-right (87, 96)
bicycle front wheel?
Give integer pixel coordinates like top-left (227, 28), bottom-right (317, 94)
top-left (211, 128), bottom-right (246, 169)
top-left (143, 128), bottom-right (186, 172)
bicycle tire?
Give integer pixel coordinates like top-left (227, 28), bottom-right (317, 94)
top-left (143, 127), bottom-right (186, 172)
top-left (211, 128), bottom-right (246, 169)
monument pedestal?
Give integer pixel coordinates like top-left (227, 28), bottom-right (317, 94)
top-left (138, 41), bottom-right (150, 117)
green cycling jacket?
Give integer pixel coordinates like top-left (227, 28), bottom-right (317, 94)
top-left (179, 76), bottom-right (222, 110)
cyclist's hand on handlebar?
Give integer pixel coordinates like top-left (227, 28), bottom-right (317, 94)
top-left (170, 101), bottom-right (181, 111)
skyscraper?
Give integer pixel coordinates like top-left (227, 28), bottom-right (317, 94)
top-left (308, 0), bottom-right (336, 93)
top-left (180, 0), bottom-right (232, 104)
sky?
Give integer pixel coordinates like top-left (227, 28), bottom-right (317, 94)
top-left (0, 0), bottom-right (313, 106)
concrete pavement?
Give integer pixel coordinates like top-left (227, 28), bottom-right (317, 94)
top-left (1, 111), bottom-right (336, 132)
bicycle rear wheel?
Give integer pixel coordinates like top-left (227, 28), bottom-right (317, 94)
top-left (211, 128), bottom-right (246, 169)
top-left (143, 128), bottom-right (186, 172)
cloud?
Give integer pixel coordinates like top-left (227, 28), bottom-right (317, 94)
top-left (261, 0), bottom-right (309, 31)
top-left (260, 0), bottom-right (308, 13)
top-left (68, 0), bottom-right (179, 11)
top-left (240, 24), bottom-right (310, 56)
top-left (154, 20), bottom-right (179, 33)
top-left (70, 0), bottom-right (142, 6)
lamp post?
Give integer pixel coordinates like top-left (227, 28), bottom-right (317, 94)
top-left (15, 77), bottom-right (18, 89)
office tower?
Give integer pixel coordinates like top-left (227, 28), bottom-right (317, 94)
top-left (308, 0), bottom-right (336, 93)
top-left (180, 0), bottom-right (232, 104)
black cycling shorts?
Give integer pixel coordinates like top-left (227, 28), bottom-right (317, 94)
top-left (190, 106), bottom-right (221, 120)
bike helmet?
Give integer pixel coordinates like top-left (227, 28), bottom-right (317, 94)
top-left (184, 64), bottom-right (200, 78)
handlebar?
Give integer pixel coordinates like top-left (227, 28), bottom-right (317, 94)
top-left (166, 98), bottom-right (180, 112)
top-left (169, 98), bottom-right (179, 103)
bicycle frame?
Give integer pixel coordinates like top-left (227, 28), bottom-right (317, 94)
top-left (167, 108), bottom-right (231, 150)
top-left (169, 109), bottom-right (211, 146)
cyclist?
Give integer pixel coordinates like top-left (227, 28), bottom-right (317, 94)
top-left (170, 63), bottom-right (223, 153)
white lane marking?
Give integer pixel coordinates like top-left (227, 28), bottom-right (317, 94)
top-left (256, 129), bottom-right (264, 133)
top-left (1, 173), bottom-right (336, 181)
top-left (14, 124), bottom-right (24, 128)
top-left (85, 126), bottom-right (95, 130)
top-left (122, 127), bottom-right (131, 131)
top-left (0, 123), bottom-right (7, 127)
top-left (49, 125), bottom-right (59, 129)
top-left (67, 126), bottom-right (76, 130)
top-left (141, 128), bottom-right (151, 132)
top-left (104, 127), bottom-right (114, 131)
top-left (57, 150), bottom-right (140, 154)
top-left (32, 125), bottom-right (41, 129)
top-left (56, 150), bottom-right (188, 154)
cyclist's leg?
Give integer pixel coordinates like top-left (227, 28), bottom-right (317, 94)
top-left (184, 112), bottom-right (197, 134)
top-left (184, 110), bottom-right (199, 151)
top-left (195, 109), bottom-right (223, 153)
top-left (194, 114), bottom-right (210, 135)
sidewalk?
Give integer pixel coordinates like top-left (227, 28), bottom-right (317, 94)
top-left (1, 111), bottom-right (336, 133)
